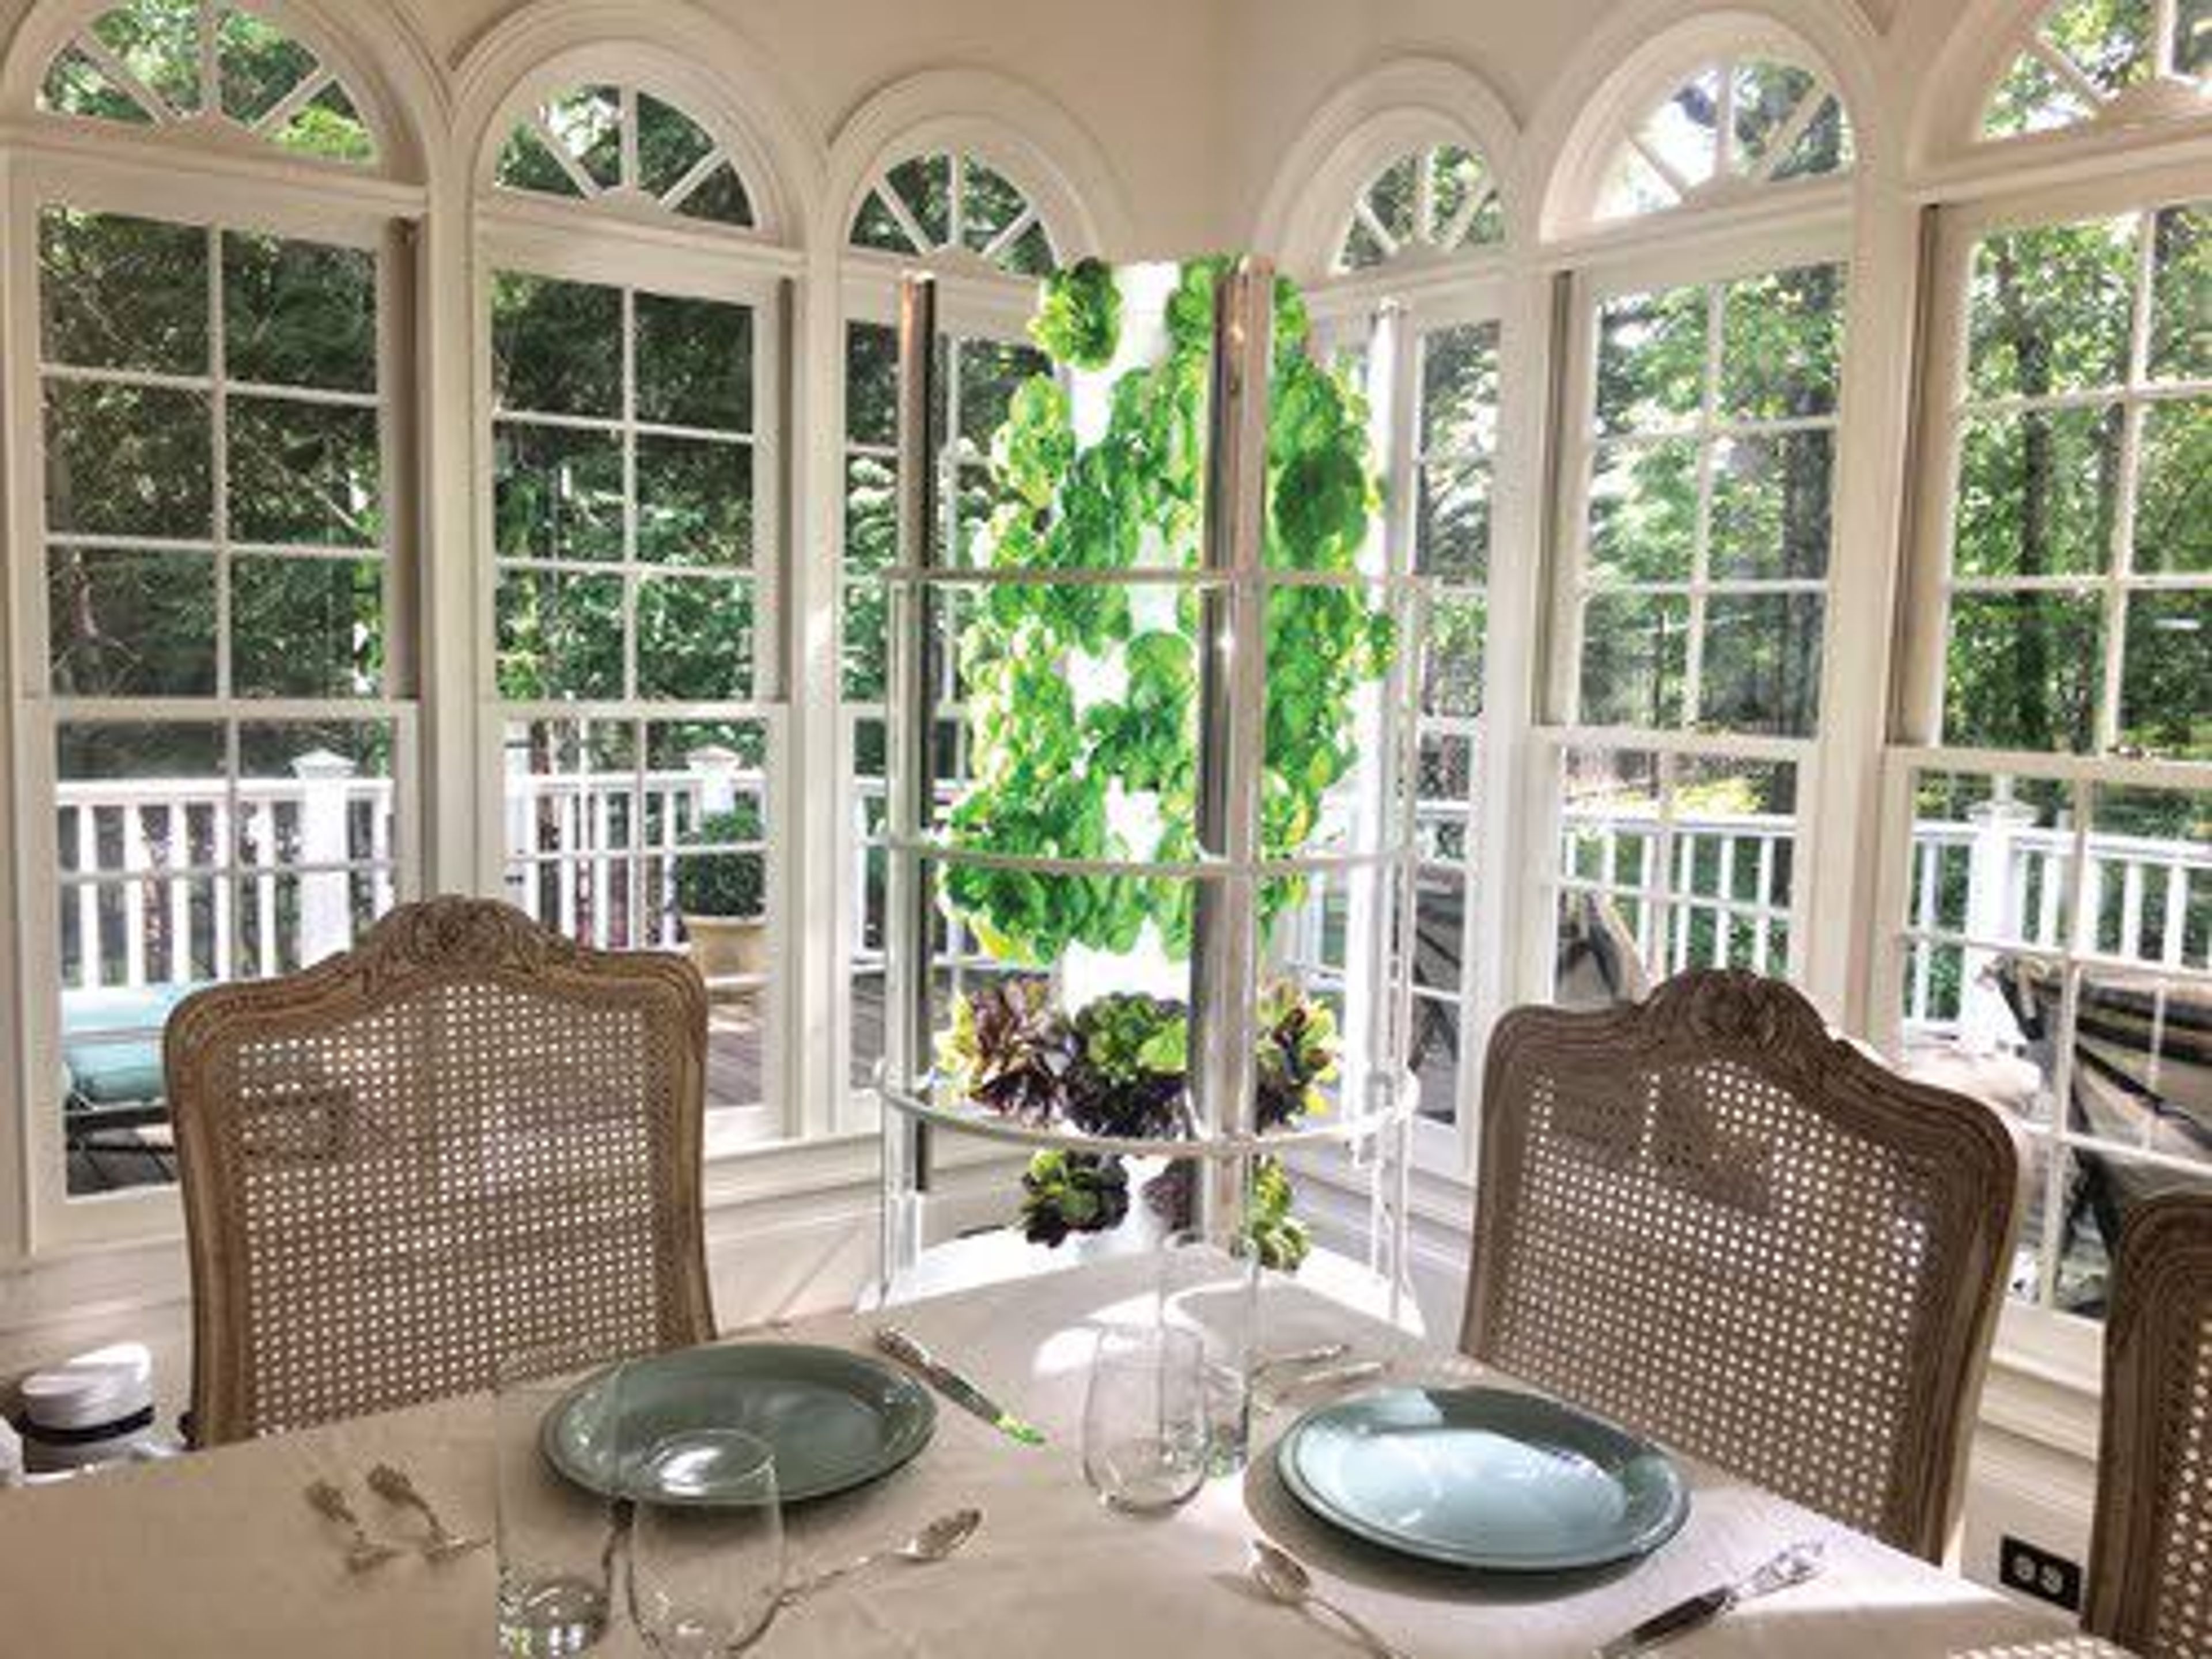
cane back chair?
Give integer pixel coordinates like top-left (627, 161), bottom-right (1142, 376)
top-left (1463, 971), bottom-right (2023, 1562)
top-left (2087, 1194), bottom-right (2212, 1657)
top-left (166, 897), bottom-right (715, 1445)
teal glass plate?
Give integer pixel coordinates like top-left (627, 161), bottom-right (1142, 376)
top-left (1277, 1385), bottom-right (1689, 1572)
top-left (543, 1344), bottom-right (936, 1506)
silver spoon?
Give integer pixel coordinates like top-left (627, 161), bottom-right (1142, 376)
top-left (366, 1461), bottom-right (488, 1560)
top-left (304, 1478), bottom-right (405, 1573)
top-left (779, 1508), bottom-right (983, 1605)
top-left (1249, 1538), bottom-right (1414, 1659)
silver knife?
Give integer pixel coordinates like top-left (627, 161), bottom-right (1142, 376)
top-left (874, 1326), bottom-right (1046, 1446)
top-left (1596, 1541), bottom-right (1824, 1658)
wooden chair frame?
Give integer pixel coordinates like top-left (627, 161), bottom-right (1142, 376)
top-left (166, 897), bottom-right (715, 1444)
top-left (1464, 970), bottom-right (2024, 1562)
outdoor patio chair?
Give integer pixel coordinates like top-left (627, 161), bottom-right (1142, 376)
top-left (165, 896), bottom-right (714, 1444)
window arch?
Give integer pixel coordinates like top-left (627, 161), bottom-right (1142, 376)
top-left (491, 82), bottom-right (755, 228)
top-left (1593, 54), bottom-right (1854, 222)
top-left (1334, 142), bottom-right (1504, 272)
top-left (846, 149), bottom-right (1057, 276)
top-left (37, 0), bottom-right (376, 164)
top-left (1982, 0), bottom-right (2209, 139)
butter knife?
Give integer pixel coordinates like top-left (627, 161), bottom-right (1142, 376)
top-left (874, 1326), bottom-right (1046, 1446)
top-left (1596, 1540), bottom-right (1824, 1658)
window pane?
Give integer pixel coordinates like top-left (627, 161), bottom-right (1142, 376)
top-left (496, 569), bottom-right (624, 700)
top-left (636, 293), bottom-right (752, 431)
top-left (228, 397), bottom-right (382, 546)
top-left (2089, 786), bottom-right (2211, 963)
top-left (847, 323), bottom-right (899, 446)
top-left (1581, 593), bottom-right (1689, 726)
top-left (1589, 440), bottom-right (1697, 581)
top-left (842, 581), bottom-right (886, 702)
top-left (39, 208), bottom-right (207, 374)
top-left (1423, 590), bottom-right (1486, 718)
top-left (1966, 217), bottom-right (2135, 401)
top-left (1953, 404), bottom-right (2122, 578)
top-left (1944, 590), bottom-right (2104, 752)
top-left (91, 0), bottom-right (200, 113)
top-left (2149, 202), bottom-right (2210, 384)
top-left (1594, 285), bottom-right (1705, 436)
top-left (636, 576), bottom-right (753, 701)
top-left (2118, 593), bottom-right (2211, 760)
top-left (238, 721), bottom-right (396, 869)
top-left (637, 435), bottom-right (752, 567)
top-left (46, 382), bottom-right (212, 537)
top-left (1417, 460), bottom-right (1490, 581)
top-left (1419, 323), bottom-right (1498, 457)
top-left (885, 155), bottom-right (952, 247)
top-left (223, 233), bottom-right (376, 393)
top-left (637, 92), bottom-right (715, 199)
top-left (232, 556), bottom-right (383, 698)
top-left (494, 424), bottom-right (624, 563)
top-left (1905, 771), bottom-right (2074, 947)
top-left (1709, 430), bottom-right (1832, 580)
top-left (47, 547), bottom-right (217, 696)
top-left (2137, 400), bottom-right (2210, 575)
top-left (957, 339), bottom-right (1045, 453)
top-left (1700, 592), bottom-right (1824, 737)
top-left (1719, 263), bottom-right (1842, 421)
top-left (216, 8), bottom-right (316, 125)
top-left (844, 454), bottom-right (897, 575)
top-left (544, 85), bottom-right (622, 188)
top-left (492, 274), bottom-right (621, 418)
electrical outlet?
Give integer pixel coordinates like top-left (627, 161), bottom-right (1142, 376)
top-left (1999, 1536), bottom-right (2082, 1611)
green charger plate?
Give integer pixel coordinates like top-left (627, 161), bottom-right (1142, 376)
top-left (1278, 1385), bottom-right (1689, 1572)
top-left (543, 1343), bottom-right (936, 1506)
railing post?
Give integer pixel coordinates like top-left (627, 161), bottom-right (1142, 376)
top-left (293, 749), bottom-right (358, 968)
top-left (687, 744), bottom-right (741, 820)
top-left (1961, 798), bottom-right (2037, 1052)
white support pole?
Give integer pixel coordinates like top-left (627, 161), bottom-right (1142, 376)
top-left (1961, 797), bottom-right (2036, 1052)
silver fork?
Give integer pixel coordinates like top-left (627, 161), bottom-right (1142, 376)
top-left (366, 1462), bottom-right (488, 1560)
top-left (305, 1478), bottom-right (405, 1573)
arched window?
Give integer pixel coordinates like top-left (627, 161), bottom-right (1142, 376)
top-left (492, 82), bottom-right (753, 226)
top-left (1334, 143), bottom-right (1503, 271)
top-left (478, 75), bottom-right (785, 1142)
top-left (16, 1), bottom-right (415, 1226)
top-left (1595, 56), bottom-right (1853, 221)
top-left (1983, 0), bottom-right (2208, 138)
top-left (847, 149), bottom-right (1057, 276)
top-left (39, 0), bottom-right (375, 162)
top-left (1540, 35), bottom-right (1859, 1032)
top-left (836, 141), bottom-right (1065, 1108)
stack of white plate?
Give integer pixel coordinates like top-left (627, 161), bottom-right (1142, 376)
top-left (18, 1343), bottom-right (156, 1473)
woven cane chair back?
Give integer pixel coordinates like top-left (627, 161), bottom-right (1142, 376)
top-left (1463, 971), bottom-right (2022, 1562)
top-left (166, 898), bottom-right (714, 1445)
top-left (2088, 1194), bottom-right (2212, 1657)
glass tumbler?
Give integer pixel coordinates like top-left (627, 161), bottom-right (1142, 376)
top-left (495, 1347), bottom-right (623, 1658)
top-left (1159, 1228), bottom-right (1262, 1475)
top-left (1082, 1323), bottom-right (1207, 1513)
top-left (626, 1430), bottom-right (785, 1658)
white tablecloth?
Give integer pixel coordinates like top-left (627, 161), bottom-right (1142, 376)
top-left (0, 1255), bottom-right (2094, 1657)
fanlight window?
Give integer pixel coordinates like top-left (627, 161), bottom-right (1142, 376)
top-left (848, 152), bottom-right (1056, 276)
top-left (39, 0), bottom-right (374, 163)
top-left (1335, 143), bottom-right (1505, 272)
top-left (495, 85), bottom-right (754, 229)
top-left (1596, 58), bottom-right (1853, 222)
top-left (1983, 0), bottom-right (2209, 139)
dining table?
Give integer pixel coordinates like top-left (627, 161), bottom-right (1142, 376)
top-left (0, 1252), bottom-right (2115, 1658)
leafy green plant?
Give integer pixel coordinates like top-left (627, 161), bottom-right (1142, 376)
top-left (936, 977), bottom-right (1077, 1124)
top-left (942, 259), bottom-right (1391, 965)
top-left (1018, 1150), bottom-right (1129, 1246)
top-left (1065, 993), bottom-right (1187, 1138)
top-left (673, 798), bottom-right (764, 918)
top-left (1244, 1158), bottom-right (1311, 1272)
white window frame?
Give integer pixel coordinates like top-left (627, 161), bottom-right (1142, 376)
top-left (6, 147), bottom-right (424, 1249)
top-left (1535, 210), bottom-right (1855, 1017)
top-left (473, 206), bottom-right (797, 1156)
top-left (1871, 154), bottom-right (2210, 1364)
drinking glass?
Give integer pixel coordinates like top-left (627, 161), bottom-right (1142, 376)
top-left (495, 1347), bottom-right (623, 1658)
top-left (626, 1430), bottom-right (784, 1657)
top-left (1082, 1324), bottom-right (1207, 1513)
top-left (1159, 1228), bottom-right (1262, 1475)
